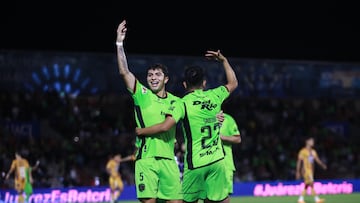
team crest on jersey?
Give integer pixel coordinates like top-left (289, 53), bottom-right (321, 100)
top-left (142, 86), bottom-right (147, 94)
top-left (138, 183), bottom-right (145, 192)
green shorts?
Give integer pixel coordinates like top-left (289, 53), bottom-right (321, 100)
top-left (182, 159), bottom-right (228, 202)
top-left (225, 168), bottom-right (235, 194)
top-left (135, 157), bottom-right (182, 200)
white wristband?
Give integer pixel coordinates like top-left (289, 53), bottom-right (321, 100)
top-left (116, 41), bottom-right (123, 46)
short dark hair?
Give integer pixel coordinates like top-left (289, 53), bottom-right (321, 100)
top-left (15, 150), bottom-right (23, 158)
top-left (183, 65), bottom-right (205, 88)
top-left (146, 63), bottom-right (169, 77)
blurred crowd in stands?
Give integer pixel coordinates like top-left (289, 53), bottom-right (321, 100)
top-left (1, 88), bottom-right (359, 189)
top-left (1, 50), bottom-right (360, 189)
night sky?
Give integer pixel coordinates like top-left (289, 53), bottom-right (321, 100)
top-left (1, 1), bottom-right (359, 62)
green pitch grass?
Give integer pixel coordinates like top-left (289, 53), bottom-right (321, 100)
top-left (114, 193), bottom-right (360, 203)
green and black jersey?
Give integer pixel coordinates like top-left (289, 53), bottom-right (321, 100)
top-left (131, 80), bottom-right (180, 160)
top-left (179, 86), bottom-right (230, 169)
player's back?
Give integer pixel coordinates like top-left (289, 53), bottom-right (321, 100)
top-left (181, 88), bottom-right (227, 169)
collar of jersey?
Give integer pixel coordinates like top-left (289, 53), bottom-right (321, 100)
top-left (155, 92), bottom-right (168, 99)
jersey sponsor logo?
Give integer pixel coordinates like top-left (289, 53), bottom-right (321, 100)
top-left (142, 86), bottom-right (147, 94)
top-left (199, 146), bottom-right (220, 157)
top-left (193, 100), bottom-right (217, 110)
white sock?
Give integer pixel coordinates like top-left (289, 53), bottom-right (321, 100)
top-left (315, 196), bottom-right (320, 201)
top-left (298, 196), bottom-right (304, 201)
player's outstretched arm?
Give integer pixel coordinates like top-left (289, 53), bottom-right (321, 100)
top-left (120, 155), bottom-right (135, 162)
top-left (221, 134), bottom-right (241, 144)
top-left (315, 156), bottom-right (327, 170)
top-left (32, 160), bottom-right (40, 171)
top-left (5, 162), bottom-right (15, 180)
top-left (205, 50), bottom-right (238, 93)
top-left (116, 20), bottom-right (136, 91)
top-left (136, 116), bottom-right (176, 136)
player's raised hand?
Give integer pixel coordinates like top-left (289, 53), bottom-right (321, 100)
top-left (116, 20), bottom-right (127, 43)
top-left (205, 50), bottom-right (226, 62)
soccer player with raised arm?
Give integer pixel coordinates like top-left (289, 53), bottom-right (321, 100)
top-left (136, 50), bottom-right (238, 203)
top-left (116, 20), bottom-right (182, 203)
top-left (296, 137), bottom-right (327, 203)
top-left (220, 112), bottom-right (241, 195)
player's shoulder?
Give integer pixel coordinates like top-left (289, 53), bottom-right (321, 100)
top-left (166, 92), bottom-right (181, 100)
top-left (133, 80), bottom-right (150, 95)
top-left (311, 148), bottom-right (318, 154)
top-left (106, 159), bottom-right (113, 165)
top-left (299, 147), bottom-right (307, 153)
top-left (207, 85), bottom-right (228, 92)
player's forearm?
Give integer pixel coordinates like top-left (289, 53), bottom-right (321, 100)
top-left (6, 168), bottom-right (14, 177)
top-left (222, 59), bottom-right (238, 93)
top-left (316, 159), bottom-right (326, 169)
top-left (117, 45), bottom-right (135, 89)
top-left (117, 46), bottom-right (130, 75)
top-left (137, 125), bottom-right (164, 135)
top-left (220, 135), bottom-right (241, 144)
top-left (121, 155), bottom-right (134, 162)
top-left (136, 117), bottom-right (176, 136)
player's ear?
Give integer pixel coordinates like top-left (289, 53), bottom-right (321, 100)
top-left (164, 76), bottom-right (169, 84)
top-left (202, 80), bottom-right (206, 88)
top-left (183, 81), bottom-right (187, 89)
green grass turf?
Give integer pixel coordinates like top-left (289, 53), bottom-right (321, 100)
top-left (114, 193), bottom-right (360, 203)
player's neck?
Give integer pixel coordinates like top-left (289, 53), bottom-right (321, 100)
top-left (156, 89), bottom-right (167, 98)
top-left (187, 87), bottom-right (204, 93)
